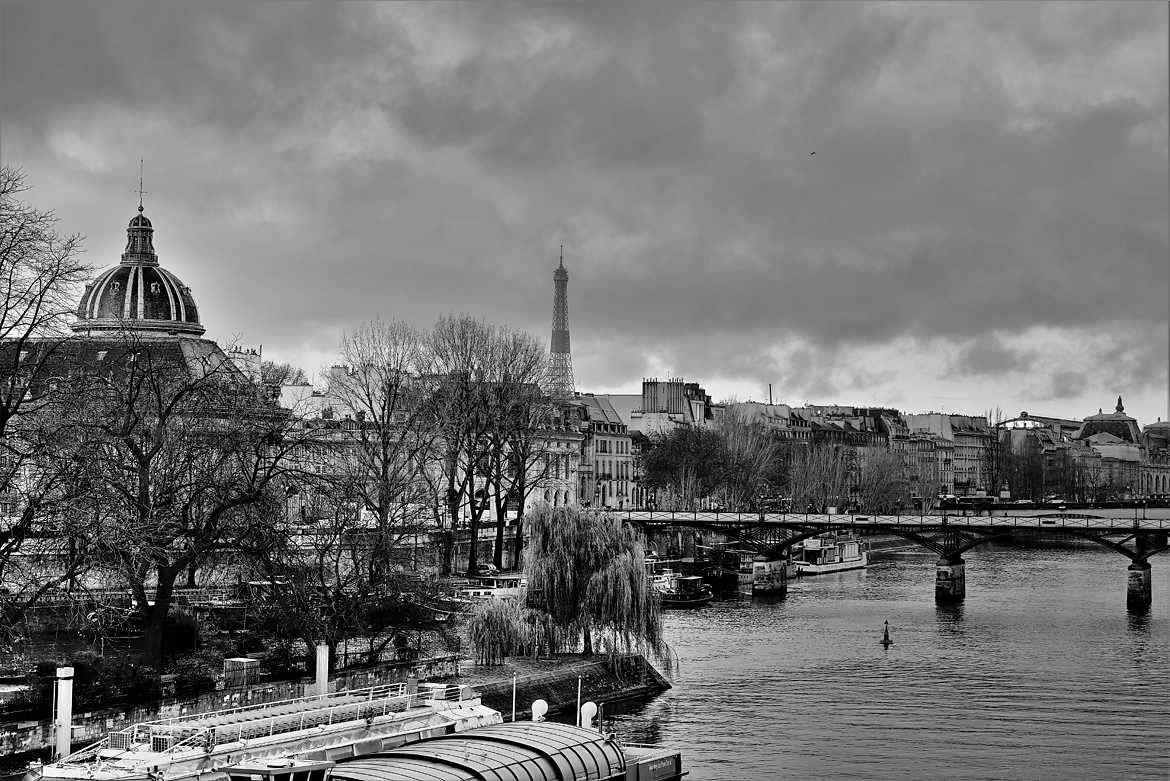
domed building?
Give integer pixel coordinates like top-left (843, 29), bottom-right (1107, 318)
top-left (1074, 397), bottom-right (1142, 443)
top-left (72, 205), bottom-right (204, 339)
top-left (6, 203), bottom-right (255, 388)
top-left (1069, 398), bottom-right (1141, 497)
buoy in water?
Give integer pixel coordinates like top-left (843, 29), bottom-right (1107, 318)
top-left (880, 620), bottom-right (893, 647)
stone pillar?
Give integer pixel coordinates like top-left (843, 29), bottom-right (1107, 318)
top-left (935, 555), bottom-right (966, 604)
top-left (1127, 561), bottom-right (1152, 613)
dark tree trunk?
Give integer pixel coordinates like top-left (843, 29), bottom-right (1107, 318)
top-left (466, 511), bottom-right (481, 576)
top-left (442, 489), bottom-right (460, 577)
top-left (492, 490), bottom-right (507, 569)
top-left (513, 476), bottom-right (528, 569)
top-left (513, 506), bottom-right (525, 570)
top-left (141, 570), bottom-right (176, 670)
top-left (439, 530), bottom-right (455, 577)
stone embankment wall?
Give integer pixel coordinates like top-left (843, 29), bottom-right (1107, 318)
top-left (454, 654), bottom-right (671, 722)
top-left (0, 655), bottom-right (457, 760)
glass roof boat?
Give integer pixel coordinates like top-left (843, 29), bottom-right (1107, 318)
top-left (26, 683), bottom-right (501, 781)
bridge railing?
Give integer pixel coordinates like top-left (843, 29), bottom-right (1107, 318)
top-left (617, 509), bottom-right (1170, 531)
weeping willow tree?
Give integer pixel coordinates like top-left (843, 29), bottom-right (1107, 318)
top-left (523, 504), bottom-right (664, 660)
top-left (466, 597), bottom-right (576, 665)
top-left (467, 599), bottom-right (525, 666)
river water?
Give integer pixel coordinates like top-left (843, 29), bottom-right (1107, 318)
top-left (607, 545), bottom-right (1170, 780)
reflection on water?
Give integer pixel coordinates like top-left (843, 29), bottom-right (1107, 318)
top-left (608, 546), bottom-right (1170, 781)
top-left (1127, 611), bottom-right (1151, 634)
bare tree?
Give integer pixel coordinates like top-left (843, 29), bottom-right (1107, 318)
top-left (785, 442), bottom-right (853, 513)
top-left (0, 166), bottom-right (91, 640)
top-left (640, 426), bottom-right (723, 510)
top-left (853, 450), bottom-right (906, 513)
top-left (982, 408), bottom-right (1012, 499)
top-left (61, 331), bottom-right (301, 668)
top-left (422, 315), bottom-right (495, 576)
top-left (478, 327), bottom-right (552, 569)
top-left (500, 397), bottom-right (564, 569)
top-left (261, 360), bottom-right (308, 386)
top-left (715, 411), bottom-right (778, 510)
top-left (243, 480), bottom-right (448, 668)
top-left (326, 319), bottom-right (434, 577)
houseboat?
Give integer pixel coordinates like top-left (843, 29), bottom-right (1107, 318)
top-left (794, 533), bottom-right (869, 576)
top-left (327, 721), bottom-right (685, 781)
top-left (28, 683), bottom-right (502, 781)
top-left (455, 573), bottom-right (526, 600)
top-left (652, 573), bottom-right (714, 609)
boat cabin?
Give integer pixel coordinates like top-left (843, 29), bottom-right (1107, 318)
top-left (671, 576), bottom-right (706, 596)
top-left (457, 573), bottom-right (526, 600)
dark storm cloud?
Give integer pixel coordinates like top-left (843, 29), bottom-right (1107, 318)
top-left (1, 1), bottom-right (1166, 418)
top-left (1045, 370), bottom-right (1090, 401)
top-left (948, 338), bottom-right (1037, 377)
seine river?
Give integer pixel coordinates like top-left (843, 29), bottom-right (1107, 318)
top-left (607, 545), bottom-right (1170, 780)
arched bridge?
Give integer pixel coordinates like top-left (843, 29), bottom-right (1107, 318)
top-left (614, 505), bottom-right (1170, 612)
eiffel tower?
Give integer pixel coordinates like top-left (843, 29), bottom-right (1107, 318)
top-left (549, 246), bottom-right (575, 398)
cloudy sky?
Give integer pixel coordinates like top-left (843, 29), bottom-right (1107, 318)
top-left (3, 1), bottom-right (1167, 424)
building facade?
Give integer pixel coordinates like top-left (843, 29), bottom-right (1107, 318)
top-left (575, 394), bottom-right (635, 509)
top-left (603, 378), bottom-right (714, 435)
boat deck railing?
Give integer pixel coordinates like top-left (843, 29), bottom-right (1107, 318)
top-left (61, 682), bottom-right (470, 764)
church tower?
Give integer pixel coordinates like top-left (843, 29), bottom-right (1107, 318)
top-left (548, 246), bottom-right (575, 399)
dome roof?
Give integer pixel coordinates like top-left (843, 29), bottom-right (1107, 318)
top-left (72, 207), bottom-right (204, 337)
top-left (1075, 396), bottom-right (1141, 443)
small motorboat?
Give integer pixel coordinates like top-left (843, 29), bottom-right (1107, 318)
top-left (654, 574), bottom-right (714, 609)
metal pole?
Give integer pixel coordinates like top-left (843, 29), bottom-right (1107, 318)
top-left (511, 673), bottom-right (517, 722)
top-left (576, 675), bottom-right (582, 727)
top-left (315, 643), bottom-right (330, 696)
top-left (54, 667), bottom-right (74, 760)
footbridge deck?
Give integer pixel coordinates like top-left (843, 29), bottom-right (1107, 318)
top-left (618, 506), bottom-right (1170, 532)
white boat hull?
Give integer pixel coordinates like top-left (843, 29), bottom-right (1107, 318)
top-left (28, 685), bottom-right (502, 781)
top-left (795, 551), bottom-right (868, 576)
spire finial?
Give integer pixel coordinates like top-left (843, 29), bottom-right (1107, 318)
top-left (136, 159), bottom-right (147, 213)
top-left (559, 244), bottom-right (564, 269)
top-left (1116, 395), bottom-right (1124, 414)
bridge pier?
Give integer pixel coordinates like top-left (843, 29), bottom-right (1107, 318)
top-left (1127, 561), bottom-right (1152, 613)
top-left (935, 555), bottom-right (966, 604)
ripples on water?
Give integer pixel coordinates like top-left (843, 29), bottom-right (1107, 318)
top-left (607, 546), bottom-right (1170, 780)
